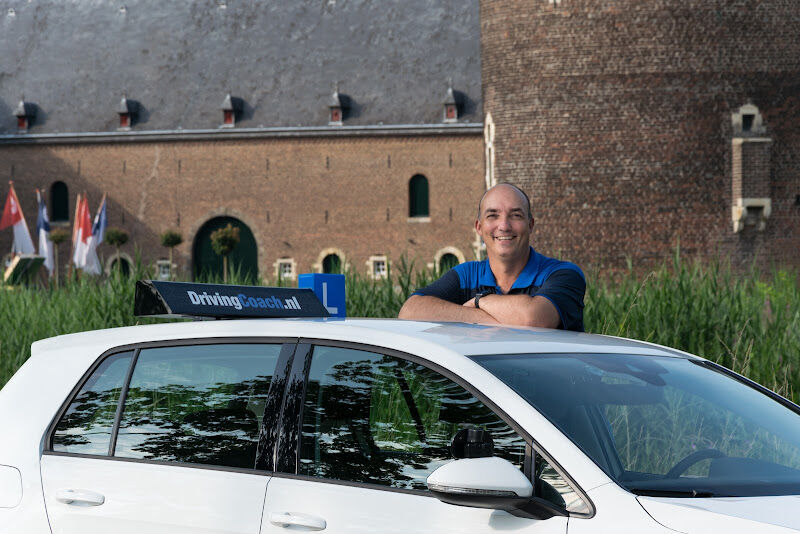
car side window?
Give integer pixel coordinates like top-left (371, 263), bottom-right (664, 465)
top-left (52, 351), bottom-right (134, 455)
top-left (298, 346), bottom-right (527, 490)
top-left (113, 343), bottom-right (282, 469)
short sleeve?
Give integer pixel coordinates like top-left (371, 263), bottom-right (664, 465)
top-left (534, 269), bottom-right (586, 332)
top-left (410, 270), bottom-right (465, 304)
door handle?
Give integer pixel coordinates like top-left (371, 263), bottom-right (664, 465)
top-left (269, 511), bottom-right (327, 530)
top-left (55, 488), bottom-right (105, 506)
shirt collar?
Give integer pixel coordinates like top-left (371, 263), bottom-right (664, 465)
top-left (478, 247), bottom-right (539, 293)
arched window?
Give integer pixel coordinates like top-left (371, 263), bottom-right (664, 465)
top-left (192, 216), bottom-right (259, 282)
top-left (322, 253), bottom-right (342, 274)
top-left (408, 174), bottom-right (429, 217)
top-left (438, 253), bottom-right (459, 272)
top-left (50, 181), bottom-right (69, 222)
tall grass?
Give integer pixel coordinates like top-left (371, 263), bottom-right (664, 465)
top-left (1, 253), bottom-right (798, 402)
top-left (0, 262), bottom-right (159, 388)
top-left (585, 253), bottom-right (800, 399)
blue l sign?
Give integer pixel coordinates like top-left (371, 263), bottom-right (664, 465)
top-left (298, 273), bottom-right (346, 318)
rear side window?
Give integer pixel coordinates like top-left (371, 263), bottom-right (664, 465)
top-left (298, 346), bottom-right (526, 490)
top-left (114, 344), bottom-right (282, 469)
top-left (51, 343), bottom-right (285, 471)
top-left (52, 351), bottom-right (134, 455)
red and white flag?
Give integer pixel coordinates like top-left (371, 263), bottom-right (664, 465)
top-left (0, 182), bottom-right (35, 255)
top-left (72, 195), bottom-right (92, 269)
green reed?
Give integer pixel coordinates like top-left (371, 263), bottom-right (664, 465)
top-left (2, 253), bottom-right (798, 403)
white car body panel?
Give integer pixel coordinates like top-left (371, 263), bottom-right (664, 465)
top-left (638, 495), bottom-right (800, 533)
top-left (568, 483), bottom-right (678, 534)
top-left (40, 455), bottom-right (269, 534)
top-left (262, 476), bottom-right (568, 534)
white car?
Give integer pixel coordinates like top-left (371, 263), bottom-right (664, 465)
top-left (1, 281), bottom-right (800, 533)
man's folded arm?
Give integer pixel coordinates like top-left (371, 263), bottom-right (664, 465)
top-left (468, 293), bottom-right (560, 328)
top-left (398, 294), bottom-right (498, 324)
top-left (398, 269), bottom-right (498, 324)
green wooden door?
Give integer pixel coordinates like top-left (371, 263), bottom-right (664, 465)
top-left (193, 217), bottom-right (258, 282)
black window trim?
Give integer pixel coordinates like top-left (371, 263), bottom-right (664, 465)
top-left (42, 450), bottom-right (272, 477)
top-left (108, 348), bottom-right (140, 456)
top-left (44, 336), bottom-right (299, 477)
top-left (276, 343), bottom-right (312, 474)
top-left (274, 338), bottom-right (595, 518)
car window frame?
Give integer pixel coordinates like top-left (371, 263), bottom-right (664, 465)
top-left (43, 337), bottom-right (298, 476)
top-left (272, 338), bottom-right (595, 517)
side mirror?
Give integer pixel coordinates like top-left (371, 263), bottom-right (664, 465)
top-left (426, 457), bottom-right (567, 520)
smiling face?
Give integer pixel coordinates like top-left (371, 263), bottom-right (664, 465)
top-left (476, 184), bottom-right (534, 263)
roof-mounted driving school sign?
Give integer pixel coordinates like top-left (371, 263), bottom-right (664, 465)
top-left (134, 280), bottom-right (331, 319)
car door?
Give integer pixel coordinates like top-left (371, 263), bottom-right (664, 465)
top-left (41, 340), bottom-right (295, 534)
top-left (261, 342), bottom-right (576, 534)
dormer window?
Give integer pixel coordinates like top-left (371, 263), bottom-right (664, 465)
top-left (329, 82), bottom-right (343, 126)
top-left (443, 80), bottom-right (458, 123)
top-left (117, 92), bottom-right (134, 131)
top-left (14, 96), bottom-right (35, 133)
top-left (221, 93), bottom-right (242, 128)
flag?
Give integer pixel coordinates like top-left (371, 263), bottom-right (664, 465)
top-left (71, 193), bottom-right (82, 252)
top-left (36, 189), bottom-right (54, 275)
top-left (91, 194), bottom-right (107, 245)
top-left (72, 195), bottom-right (92, 269)
top-left (82, 194), bottom-right (107, 275)
top-left (0, 182), bottom-right (35, 255)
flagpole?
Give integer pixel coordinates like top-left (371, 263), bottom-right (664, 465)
top-left (35, 188), bottom-right (45, 288)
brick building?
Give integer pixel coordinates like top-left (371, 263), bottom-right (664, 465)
top-left (481, 0), bottom-right (800, 270)
top-left (0, 0), bottom-right (483, 280)
top-left (3, 0), bottom-right (799, 280)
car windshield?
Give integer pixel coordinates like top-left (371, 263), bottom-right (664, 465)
top-left (471, 352), bottom-right (800, 497)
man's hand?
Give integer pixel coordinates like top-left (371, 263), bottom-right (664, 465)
top-left (398, 295), bottom-right (499, 324)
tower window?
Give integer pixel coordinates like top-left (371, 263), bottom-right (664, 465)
top-left (742, 114), bottom-right (754, 132)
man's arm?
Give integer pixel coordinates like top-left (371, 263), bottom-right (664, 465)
top-left (399, 268), bottom-right (499, 323)
top-left (463, 293), bottom-right (560, 328)
top-left (398, 295), bottom-right (499, 324)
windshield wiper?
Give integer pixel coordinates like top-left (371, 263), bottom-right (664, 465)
top-left (631, 488), bottom-right (717, 498)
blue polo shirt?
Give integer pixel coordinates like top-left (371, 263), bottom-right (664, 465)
top-left (412, 247), bottom-right (585, 331)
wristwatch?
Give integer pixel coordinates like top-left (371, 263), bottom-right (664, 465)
top-left (474, 291), bottom-right (491, 309)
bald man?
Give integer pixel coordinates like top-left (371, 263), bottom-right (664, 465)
top-left (398, 183), bottom-right (585, 331)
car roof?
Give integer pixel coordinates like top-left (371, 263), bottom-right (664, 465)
top-left (31, 318), bottom-right (695, 361)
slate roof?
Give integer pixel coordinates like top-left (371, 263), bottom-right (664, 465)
top-left (0, 0), bottom-right (481, 135)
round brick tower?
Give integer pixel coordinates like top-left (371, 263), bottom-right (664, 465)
top-left (481, 0), bottom-right (800, 270)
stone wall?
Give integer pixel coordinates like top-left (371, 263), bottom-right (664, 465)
top-left (481, 0), bottom-right (800, 270)
top-left (0, 133), bottom-right (484, 280)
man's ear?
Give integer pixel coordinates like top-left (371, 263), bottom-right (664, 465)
top-left (475, 217), bottom-right (482, 233)
top-left (529, 217), bottom-right (535, 231)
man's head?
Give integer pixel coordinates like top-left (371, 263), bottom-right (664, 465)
top-left (476, 183), bottom-right (534, 262)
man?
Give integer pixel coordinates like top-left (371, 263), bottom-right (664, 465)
top-left (398, 183), bottom-right (585, 331)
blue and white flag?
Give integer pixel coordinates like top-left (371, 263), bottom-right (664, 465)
top-left (36, 189), bottom-right (54, 275)
top-left (91, 195), bottom-right (108, 245)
